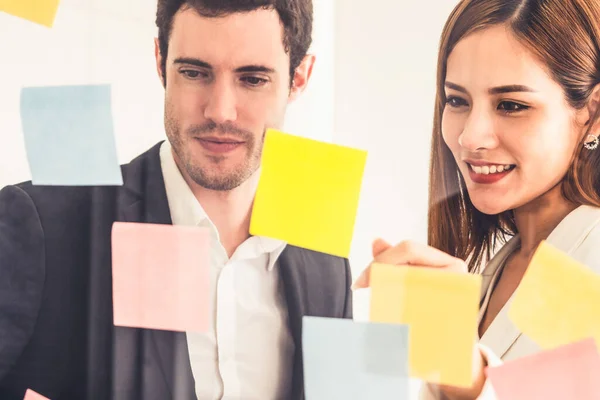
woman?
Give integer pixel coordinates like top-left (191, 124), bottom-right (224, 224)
top-left (354, 0), bottom-right (600, 398)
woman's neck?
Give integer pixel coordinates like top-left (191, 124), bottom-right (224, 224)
top-left (513, 183), bottom-right (579, 257)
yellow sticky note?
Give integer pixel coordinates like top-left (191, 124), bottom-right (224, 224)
top-left (370, 264), bottom-right (481, 387)
top-left (508, 241), bottom-right (600, 349)
top-left (0, 0), bottom-right (60, 28)
top-left (249, 129), bottom-right (367, 258)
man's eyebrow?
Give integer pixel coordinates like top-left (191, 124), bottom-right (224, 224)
top-left (234, 65), bottom-right (276, 74)
top-left (445, 81), bottom-right (538, 95)
top-left (172, 58), bottom-right (275, 74)
top-left (173, 57), bottom-right (212, 69)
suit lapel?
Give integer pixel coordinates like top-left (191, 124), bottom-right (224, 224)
top-left (479, 236), bottom-right (521, 302)
top-left (278, 246), bottom-right (309, 400)
top-left (478, 236), bottom-right (523, 359)
top-left (115, 142), bottom-right (196, 399)
top-left (545, 205), bottom-right (600, 253)
top-left (277, 246), bottom-right (350, 400)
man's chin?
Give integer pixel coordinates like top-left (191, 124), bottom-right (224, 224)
top-left (187, 168), bottom-right (248, 192)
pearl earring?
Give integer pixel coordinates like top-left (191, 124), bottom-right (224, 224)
top-left (584, 134), bottom-right (599, 150)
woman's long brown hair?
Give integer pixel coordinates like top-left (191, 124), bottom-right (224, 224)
top-left (429, 0), bottom-right (600, 272)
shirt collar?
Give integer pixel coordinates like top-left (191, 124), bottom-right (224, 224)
top-left (160, 141), bottom-right (287, 270)
top-left (160, 140), bottom-right (209, 227)
top-left (261, 237), bottom-right (287, 271)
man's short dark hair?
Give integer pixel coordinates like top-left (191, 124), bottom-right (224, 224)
top-left (156, 0), bottom-right (313, 87)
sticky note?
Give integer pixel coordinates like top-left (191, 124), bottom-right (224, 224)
top-left (20, 85), bottom-right (123, 186)
top-left (486, 338), bottom-right (600, 400)
top-left (24, 389), bottom-right (50, 400)
top-left (302, 316), bottom-right (409, 400)
top-left (0, 0), bottom-right (60, 27)
top-left (111, 222), bottom-right (210, 332)
top-left (508, 241), bottom-right (600, 349)
top-left (370, 264), bottom-right (481, 387)
top-left (249, 129), bottom-right (367, 258)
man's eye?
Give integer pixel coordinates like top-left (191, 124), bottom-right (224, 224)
top-left (180, 70), bottom-right (205, 79)
top-left (242, 76), bottom-right (268, 86)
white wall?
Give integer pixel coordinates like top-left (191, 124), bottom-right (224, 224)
top-left (0, 0), bottom-right (335, 187)
top-left (284, 0), bottom-right (335, 142)
top-left (334, 2), bottom-right (459, 396)
top-left (335, 0), bottom-right (459, 320)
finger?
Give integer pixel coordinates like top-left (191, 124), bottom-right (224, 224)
top-left (445, 257), bottom-right (469, 274)
top-left (372, 238), bottom-right (392, 258)
top-left (353, 241), bottom-right (468, 291)
top-left (374, 240), bottom-right (467, 272)
top-left (352, 239), bottom-right (393, 290)
top-left (351, 267), bottom-right (370, 291)
top-left (352, 263), bottom-right (441, 290)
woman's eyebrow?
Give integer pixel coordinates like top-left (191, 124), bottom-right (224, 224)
top-left (444, 81), bottom-right (538, 95)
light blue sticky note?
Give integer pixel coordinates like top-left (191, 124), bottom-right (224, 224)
top-left (302, 316), bottom-right (409, 400)
top-left (20, 85), bottom-right (123, 186)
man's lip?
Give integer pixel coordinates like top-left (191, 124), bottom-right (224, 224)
top-left (196, 137), bottom-right (245, 144)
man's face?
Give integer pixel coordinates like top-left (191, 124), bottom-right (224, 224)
top-left (157, 7), bottom-right (308, 191)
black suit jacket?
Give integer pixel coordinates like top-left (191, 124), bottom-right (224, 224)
top-left (0, 142), bottom-right (352, 400)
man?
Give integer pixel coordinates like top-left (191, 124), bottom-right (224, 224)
top-left (0, 1), bottom-right (352, 399)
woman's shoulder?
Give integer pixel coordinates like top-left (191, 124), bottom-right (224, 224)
top-left (562, 205), bottom-right (600, 273)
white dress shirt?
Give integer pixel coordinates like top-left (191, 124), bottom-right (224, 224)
top-left (159, 141), bottom-right (294, 400)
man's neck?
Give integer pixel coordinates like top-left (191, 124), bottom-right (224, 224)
top-left (190, 171), bottom-right (260, 258)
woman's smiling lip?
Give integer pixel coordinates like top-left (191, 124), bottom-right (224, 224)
top-left (465, 161), bottom-right (516, 184)
top-left (463, 158), bottom-right (515, 167)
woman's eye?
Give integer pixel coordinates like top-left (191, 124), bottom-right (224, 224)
top-left (498, 101), bottom-right (529, 113)
top-left (445, 96), bottom-right (468, 108)
top-left (242, 76), bottom-right (268, 86)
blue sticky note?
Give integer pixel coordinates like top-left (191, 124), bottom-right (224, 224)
top-left (302, 317), bottom-right (409, 400)
top-left (20, 85), bottom-right (123, 186)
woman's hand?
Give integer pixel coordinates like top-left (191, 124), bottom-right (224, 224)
top-left (352, 238), bottom-right (468, 290)
top-left (353, 239), bottom-right (486, 400)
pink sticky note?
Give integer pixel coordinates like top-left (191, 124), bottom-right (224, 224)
top-left (486, 338), bottom-right (600, 400)
top-left (24, 389), bottom-right (50, 400)
top-left (111, 222), bottom-right (210, 332)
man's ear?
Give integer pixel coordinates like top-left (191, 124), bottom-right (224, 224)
top-left (288, 54), bottom-right (316, 104)
top-left (154, 37), bottom-right (166, 88)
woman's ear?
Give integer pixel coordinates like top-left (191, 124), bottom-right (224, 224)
top-left (586, 83), bottom-right (600, 129)
top-left (575, 84), bottom-right (600, 139)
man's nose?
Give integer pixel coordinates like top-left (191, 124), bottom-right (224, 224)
top-left (203, 79), bottom-right (238, 125)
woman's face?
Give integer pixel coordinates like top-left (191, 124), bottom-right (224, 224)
top-left (442, 25), bottom-right (586, 215)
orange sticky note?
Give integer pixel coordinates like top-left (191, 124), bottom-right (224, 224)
top-left (0, 0), bottom-right (61, 27)
top-left (111, 222), bottom-right (210, 332)
top-left (486, 338), bottom-right (600, 400)
top-left (370, 264), bottom-right (481, 387)
top-left (249, 129), bottom-right (367, 258)
top-left (24, 389), bottom-right (50, 400)
top-left (508, 241), bottom-right (600, 349)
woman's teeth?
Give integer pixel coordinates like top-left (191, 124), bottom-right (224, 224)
top-left (470, 164), bottom-right (515, 175)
